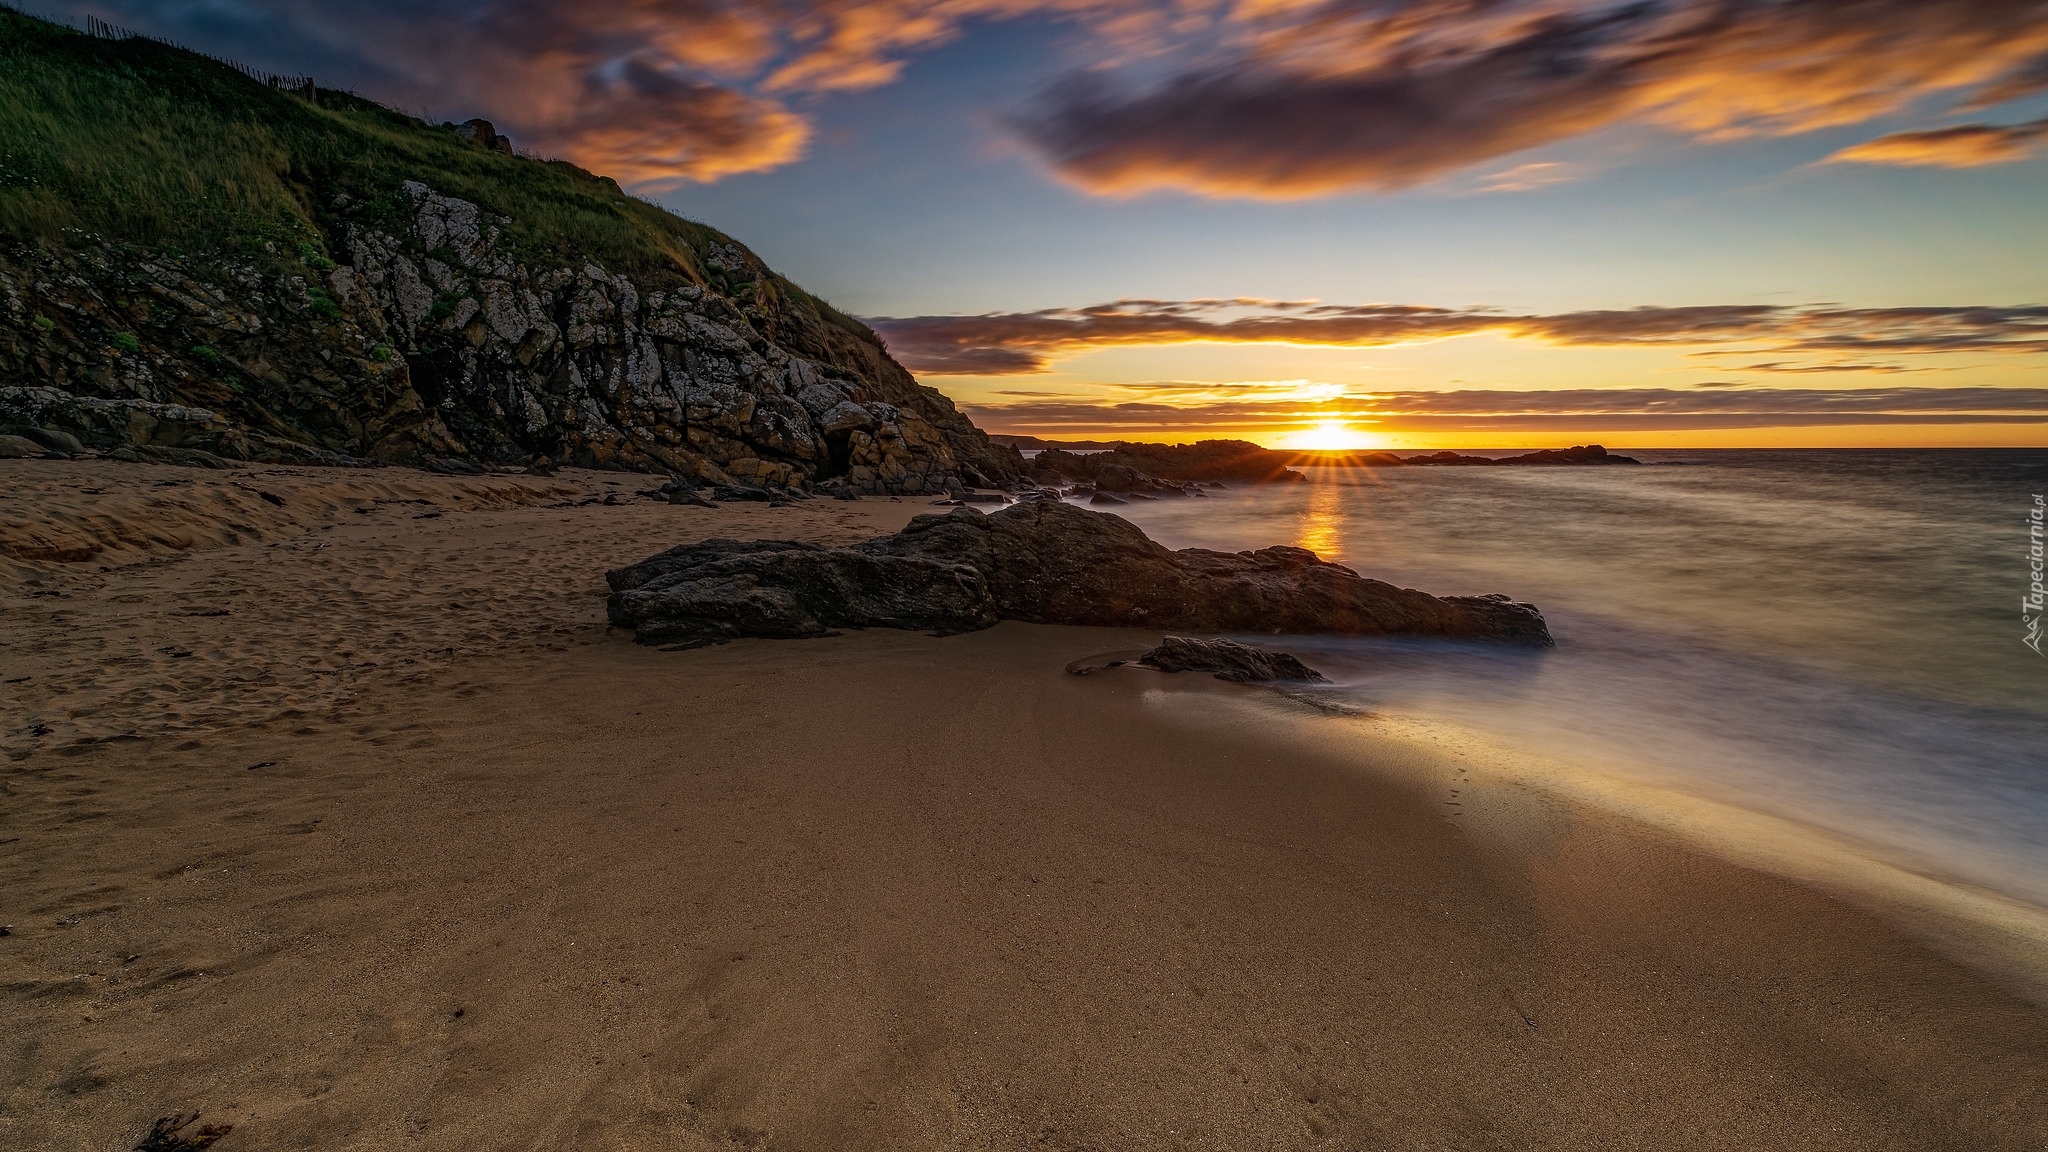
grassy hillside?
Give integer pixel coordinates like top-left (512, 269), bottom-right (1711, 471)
top-left (0, 7), bottom-right (872, 339)
top-left (0, 7), bottom-right (1022, 487)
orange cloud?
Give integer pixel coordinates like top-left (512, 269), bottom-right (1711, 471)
top-left (868, 299), bottom-right (2048, 373)
top-left (1472, 161), bottom-right (1577, 193)
top-left (763, 0), bottom-right (1118, 92)
top-left (1718, 361), bottom-right (1927, 375)
top-left (70, 0), bottom-right (2048, 193)
top-left (1019, 0), bottom-right (2048, 197)
top-left (1826, 117), bottom-right (2048, 168)
top-left (523, 60), bottom-right (812, 186)
top-left (70, 0), bottom-right (1141, 185)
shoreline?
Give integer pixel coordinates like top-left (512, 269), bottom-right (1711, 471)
top-left (1153, 689), bottom-right (2048, 1006)
top-left (4, 458), bottom-right (2046, 1148)
top-left (1355, 708), bottom-right (2048, 1005)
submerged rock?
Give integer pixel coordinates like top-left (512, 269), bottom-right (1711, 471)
top-left (1137, 636), bottom-right (1329, 683)
top-left (607, 501), bottom-right (1552, 648)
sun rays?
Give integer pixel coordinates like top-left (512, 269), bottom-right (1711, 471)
top-left (1280, 419), bottom-right (1385, 451)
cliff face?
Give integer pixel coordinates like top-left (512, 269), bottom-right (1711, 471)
top-left (0, 181), bottom-right (1020, 492)
top-left (0, 12), bottom-right (1020, 493)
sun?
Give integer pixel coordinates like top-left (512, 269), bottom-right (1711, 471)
top-left (1281, 420), bottom-right (1384, 451)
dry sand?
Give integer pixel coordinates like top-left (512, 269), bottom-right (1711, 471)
top-left (3, 457), bottom-right (2046, 1151)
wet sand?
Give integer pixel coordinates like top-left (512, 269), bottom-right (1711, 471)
top-left (3, 458), bottom-right (2045, 1150)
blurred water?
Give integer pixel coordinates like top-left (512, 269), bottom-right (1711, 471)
top-left (1093, 450), bottom-right (2048, 909)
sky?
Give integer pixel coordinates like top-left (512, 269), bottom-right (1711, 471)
top-left (42, 0), bottom-right (2048, 448)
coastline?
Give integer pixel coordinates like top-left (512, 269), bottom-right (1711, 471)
top-left (4, 459), bottom-right (2046, 1149)
top-left (1324, 707), bottom-right (2048, 1004)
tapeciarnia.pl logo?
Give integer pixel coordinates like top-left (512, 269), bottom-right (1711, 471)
top-left (2028, 494), bottom-right (2046, 656)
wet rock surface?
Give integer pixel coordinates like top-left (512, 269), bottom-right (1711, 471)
top-left (606, 539), bottom-right (997, 647)
top-left (1136, 636), bottom-right (1329, 682)
top-left (607, 500), bottom-right (1553, 648)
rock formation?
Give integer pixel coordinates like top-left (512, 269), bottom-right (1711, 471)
top-left (1136, 636), bottom-right (1329, 683)
top-left (1396, 444), bottom-right (1641, 466)
top-left (3, 9), bottom-right (1022, 490)
top-left (1028, 439), bottom-right (1306, 487)
top-left (1015, 438), bottom-right (1643, 479)
top-left (607, 500), bottom-right (1553, 648)
top-left (0, 181), bottom-right (1022, 492)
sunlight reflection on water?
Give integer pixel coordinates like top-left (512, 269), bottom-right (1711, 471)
top-left (1291, 475), bottom-right (1349, 558)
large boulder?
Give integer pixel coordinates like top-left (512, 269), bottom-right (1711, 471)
top-left (606, 548), bottom-right (993, 646)
top-left (607, 501), bottom-right (1552, 648)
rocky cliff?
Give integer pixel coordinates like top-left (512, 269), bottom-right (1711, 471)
top-left (0, 12), bottom-right (1020, 493)
top-left (0, 180), bottom-right (1020, 493)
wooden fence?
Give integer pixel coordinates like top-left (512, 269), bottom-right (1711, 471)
top-left (79, 11), bottom-right (316, 96)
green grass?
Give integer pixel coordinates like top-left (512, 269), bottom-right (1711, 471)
top-left (0, 7), bottom-right (745, 287)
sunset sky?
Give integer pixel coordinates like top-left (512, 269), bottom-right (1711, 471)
top-left (43, 0), bottom-right (2048, 447)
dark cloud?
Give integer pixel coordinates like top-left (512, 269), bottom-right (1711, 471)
top-left (45, 0), bottom-right (806, 181)
top-left (867, 299), bottom-right (2048, 374)
top-left (1966, 50), bottom-right (2048, 107)
top-left (39, 0), bottom-right (2048, 195)
top-left (1018, 2), bottom-right (1667, 197)
top-left (1720, 361), bottom-right (1923, 374)
top-left (539, 58), bottom-right (809, 186)
top-left (1827, 116), bottom-right (2048, 168)
top-left (46, 0), bottom-right (1118, 185)
top-left (889, 345), bottom-right (1054, 375)
top-left (962, 386), bottom-right (2048, 434)
top-left (1020, 0), bottom-right (2048, 197)
top-left (873, 299), bottom-right (1497, 371)
top-left (1775, 306), bottom-right (2048, 354)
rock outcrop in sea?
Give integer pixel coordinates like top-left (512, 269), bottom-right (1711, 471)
top-left (1028, 440), bottom-right (1308, 488)
top-left (606, 500), bottom-right (1553, 647)
top-left (1392, 444), bottom-right (1642, 466)
top-left (1011, 439), bottom-right (1646, 494)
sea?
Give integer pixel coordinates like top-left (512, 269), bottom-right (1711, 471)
top-left (1087, 449), bottom-right (2048, 917)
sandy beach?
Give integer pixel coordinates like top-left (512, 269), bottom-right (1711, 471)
top-left (4, 458), bottom-right (2047, 1151)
